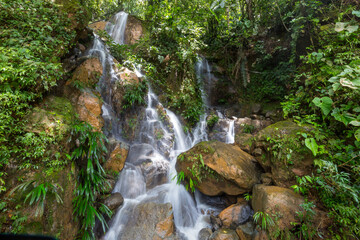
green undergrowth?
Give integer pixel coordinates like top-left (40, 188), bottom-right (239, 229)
top-left (0, 0), bottom-right (76, 193)
top-left (69, 121), bottom-right (112, 240)
top-left (281, 6), bottom-right (360, 238)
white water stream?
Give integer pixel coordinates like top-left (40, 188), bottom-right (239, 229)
top-left (88, 11), bottom-right (236, 239)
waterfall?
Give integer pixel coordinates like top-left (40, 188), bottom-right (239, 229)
top-left (107, 12), bottom-right (128, 44)
top-left (88, 11), bottom-right (232, 240)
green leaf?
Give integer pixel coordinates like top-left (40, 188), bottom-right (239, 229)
top-left (352, 10), bottom-right (360, 17)
top-left (349, 121), bottom-right (360, 126)
top-left (305, 138), bottom-right (318, 156)
top-left (335, 22), bottom-right (348, 32)
top-left (345, 25), bottom-right (359, 33)
top-left (355, 129), bottom-right (360, 141)
top-left (312, 97), bottom-right (333, 116)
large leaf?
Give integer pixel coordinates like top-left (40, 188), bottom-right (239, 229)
top-left (312, 97), bottom-right (333, 116)
top-left (335, 22), bottom-right (348, 32)
top-left (349, 120), bottom-right (360, 126)
top-left (305, 138), bottom-right (319, 156)
top-left (352, 10), bottom-right (360, 17)
top-left (331, 108), bottom-right (355, 126)
top-left (346, 25), bottom-right (359, 33)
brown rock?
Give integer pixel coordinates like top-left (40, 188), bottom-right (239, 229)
top-left (251, 184), bottom-right (304, 230)
top-left (118, 67), bottom-right (139, 84)
top-left (219, 203), bottom-right (252, 229)
top-left (104, 142), bottom-right (129, 173)
top-left (209, 229), bottom-right (240, 240)
top-left (75, 91), bottom-right (104, 131)
top-left (176, 141), bottom-right (262, 196)
top-left (89, 21), bottom-right (108, 32)
top-left (120, 202), bottom-right (178, 239)
top-left (155, 214), bottom-right (175, 238)
top-left (125, 15), bottom-right (144, 44)
top-left (69, 57), bottom-right (102, 87)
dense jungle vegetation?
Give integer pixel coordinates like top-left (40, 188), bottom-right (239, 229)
top-left (0, 0), bottom-right (359, 239)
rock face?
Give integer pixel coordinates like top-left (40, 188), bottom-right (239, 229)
top-left (251, 184), bottom-right (304, 230)
top-left (104, 192), bottom-right (124, 211)
top-left (218, 203), bottom-right (252, 229)
top-left (70, 57), bottom-right (103, 86)
top-left (89, 21), bottom-right (108, 32)
top-left (252, 120), bottom-right (314, 187)
top-left (75, 90), bottom-right (104, 131)
top-left (176, 141), bottom-right (262, 196)
top-left (125, 15), bottom-right (144, 44)
top-left (209, 229), bottom-right (240, 240)
top-left (120, 202), bottom-right (178, 240)
top-left (104, 142), bottom-right (129, 173)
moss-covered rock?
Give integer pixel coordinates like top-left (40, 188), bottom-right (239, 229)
top-left (176, 141), bottom-right (262, 196)
top-left (252, 120), bottom-right (314, 187)
top-left (25, 96), bottom-right (75, 137)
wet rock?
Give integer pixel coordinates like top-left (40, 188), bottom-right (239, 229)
top-left (251, 184), bottom-right (304, 230)
top-left (209, 229), bottom-right (240, 240)
top-left (104, 192), bottom-right (124, 211)
top-left (208, 119), bottom-right (232, 142)
top-left (210, 215), bottom-right (222, 231)
top-left (218, 203), bottom-right (252, 229)
top-left (125, 15), bottom-right (144, 44)
top-left (69, 57), bottom-right (103, 87)
top-left (199, 228), bottom-right (213, 240)
top-left (176, 141), bottom-right (262, 196)
top-left (141, 160), bottom-right (169, 189)
top-left (120, 202), bottom-right (178, 239)
top-left (104, 142), bottom-right (129, 173)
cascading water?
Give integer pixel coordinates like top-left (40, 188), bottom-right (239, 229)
top-left (107, 12), bottom-right (129, 44)
top-left (88, 11), bottom-right (235, 240)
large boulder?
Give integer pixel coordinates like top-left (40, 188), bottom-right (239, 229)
top-left (251, 184), bottom-right (304, 231)
top-left (176, 141), bottom-right (262, 196)
top-left (125, 15), bottom-right (144, 44)
top-left (120, 202), bottom-right (178, 240)
top-left (252, 120), bottom-right (314, 187)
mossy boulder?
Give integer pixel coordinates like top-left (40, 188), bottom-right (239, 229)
top-left (25, 96), bottom-right (75, 137)
top-left (251, 184), bottom-right (304, 231)
top-left (176, 141), bottom-right (262, 196)
top-left (252, 120), bottom-right (314, 187)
